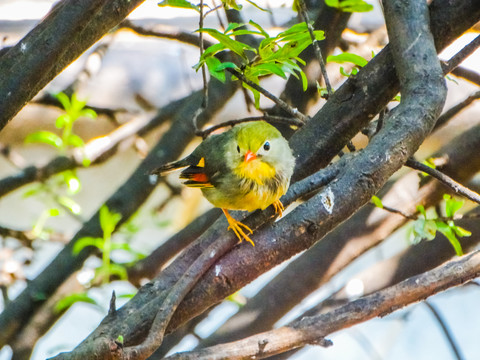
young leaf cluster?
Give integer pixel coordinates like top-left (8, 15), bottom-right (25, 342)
top-left (195, 21), bottom-right (324, 108)
top-left (25, 92), bottom-right (96, 162)
top-left (371, 194), bottom-right (471, 256)
top-left (73, 205), bottom-right (143, 284)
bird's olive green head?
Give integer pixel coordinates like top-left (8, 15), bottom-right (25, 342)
top-left (224, 121), bottom-right (295, 184)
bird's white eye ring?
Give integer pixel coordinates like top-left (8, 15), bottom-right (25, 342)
top-left (237, 145), bottom-right (240, 153)
top-left (263, 141), bottom-right (270, 151)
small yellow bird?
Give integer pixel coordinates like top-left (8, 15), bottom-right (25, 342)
top-left (152, 121), bottom-right (295, 246)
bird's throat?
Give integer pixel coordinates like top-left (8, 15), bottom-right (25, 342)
top-left (235, 160), bottom-right (276, 185)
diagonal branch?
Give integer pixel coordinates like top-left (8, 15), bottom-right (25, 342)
top-left (0, 0), bottom-right (146, 132)
top-left (406, 158), bottom-right (480, 205)
top-left (165, 251), bottom-right (480, 360)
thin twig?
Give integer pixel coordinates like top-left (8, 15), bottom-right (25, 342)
top-left (193, 0), bottom-right (209, 136)
top-left (435, 90), bottom-right (480, 129)
top-left (120, 20), bottom-right (214, 49)
top-left (296, 0), bottom-right (332, 98)
top-left (452, 66), bottom-right (480, 87)
top-left (442, 34), bottom-right (480, 74)
top-left (370, 203), bottom-right (417, 220)
top-left (226, 68), bottom-right (309, 123)
top-left (0, 225), bottom-right (32, 245)
top-left (198, 115), bottom-right (303, 138)
top-left (406, 158), bottom-right (480, 205)
top-left (424, 301), bottom-right (465, 360)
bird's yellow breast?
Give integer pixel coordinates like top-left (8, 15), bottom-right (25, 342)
top-left (234, 159), bottom-right (276, 185)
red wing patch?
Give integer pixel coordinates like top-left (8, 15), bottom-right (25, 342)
top-left (179, 166), bottom-right (214, 188)
top-left (192, 173), bottom-right (209, 183)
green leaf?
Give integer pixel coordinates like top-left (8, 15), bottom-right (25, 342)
top-left (25, 131), bottom-right (63, 149)
top-left (444, 194), bottom-right (464, 218)
top-left (222, 0), bottom-right (242, 10)
top-left (67, 133), bottom-right (84, 148)
top-left (80, 108), bottom-right (97, 120)
top-left (327, 52), bottom-right (368, 67)
top-left (436, 221), bottom-right (464, 256)
top-left (197, 28), bottom-right (253, 59)
top-left (63, 170), bottom-right (81, 193)
top-left (340, 0), bottom-right (374, 12)
top-left (158, 0), bottom-right (199, 11)
top-left (414, 219), bottom-right (437, 241)
top-left (325, 0), bottom-right (340, 8)
top-left (299, 70), bottom-right (308, 91)
top-left (206, 56), bottom-right (226, 82)
top-left (55, 292), bottom-right (98, 313)
top-left (245, 0), bottom-right (270, 12)
top-left (48, 208), bottom-right (61, 217)
top-left (452, 225), bottom-right (471, 238)
top-left (99, 205), bottom-right (122, 238)
top-left (248, 20), bottom-right (269, 38)
top-left (116, 335), bottom-right (124, 344)
top-left (108, 263), bottom-right (128, 280)
top-left (416, 205), bottom-right (427, 219)
top-left (55, 114), bottom-right (70, 129)
top-left (339, 66), bottom-right (351, 77)
top-left (224, 22), bottom-right (244, 34)
top-left (371, 195), bottom-right (383, 208)
top-left (251, 63), bottom-right (287, 78)
top-left (23, 184), bottom-right (43, 198)
top-left (73, 236), bottom-right (104, 254)
top-left (58, 196), bottom-right (82, 215)
top-left (55, 92), bottom-right (71, 111)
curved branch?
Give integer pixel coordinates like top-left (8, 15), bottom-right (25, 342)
top-left (165, 251), bottom-right (480, 360)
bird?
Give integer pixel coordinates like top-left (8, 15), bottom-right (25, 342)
top-left (152, 121), bottom-right (295, 246)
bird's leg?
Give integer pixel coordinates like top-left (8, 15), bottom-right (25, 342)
top-left (222, 209), bottom-right (255, 246)
top-left (272, 200), bottom-right (284, 217)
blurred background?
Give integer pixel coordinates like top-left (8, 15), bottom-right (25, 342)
top-left (0, 1), bottom-right (479, 359)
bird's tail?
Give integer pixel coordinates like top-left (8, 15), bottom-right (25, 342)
top-left (151, 158), bottom-right (189, 176)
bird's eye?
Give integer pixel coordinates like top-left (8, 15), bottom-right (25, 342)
top-left (263, 141), bottom-right (270, 151)
top-left (237, 145), bottom-right (240, 153)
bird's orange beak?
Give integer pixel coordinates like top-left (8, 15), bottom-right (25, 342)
top-left (244, 150), bottom-right (257, 163)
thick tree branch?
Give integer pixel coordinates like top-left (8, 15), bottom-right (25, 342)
top-left (166, 251), bottom-right (480, 360)
top-left (0, 0), bottom-right (146, 132)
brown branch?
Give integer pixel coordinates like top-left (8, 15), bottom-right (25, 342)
top-left (127, 208), bottom-right (222, 287)
top-left (166, 251), bottom-right (480, 360)
top-left (297, 0), bottom-right (332, 98)
top-left (442, 34), bottom-right (480, 72)
top-left (435, 90), bottom-right (480, 129)
top-left (406, 158), bottom-right (480, 205)
top-left (452, 66), bottom-right (480, 86)
top-left (119, 20), bottom-right (213, 48)
top-left (197, 115), bottom-right (303, 138)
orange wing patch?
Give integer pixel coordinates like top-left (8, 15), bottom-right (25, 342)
top-left (192, 173), bottom-right (209, 183)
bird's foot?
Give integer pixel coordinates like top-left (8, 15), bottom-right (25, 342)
top-left (272, 200), bottom-right (284, 217)
top-left (222, 209), bottom-right (255, 246)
